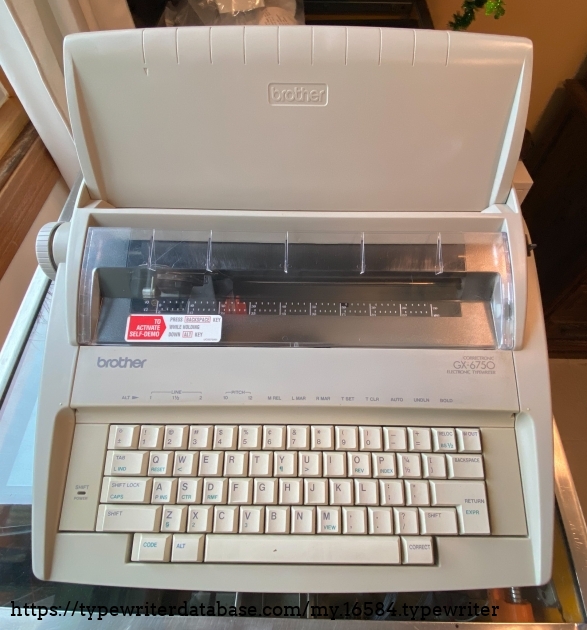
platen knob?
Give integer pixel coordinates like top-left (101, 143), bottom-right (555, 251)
top-left (35, 221), bottom-right (63, 280)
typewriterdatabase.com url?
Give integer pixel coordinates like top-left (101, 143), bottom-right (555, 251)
top-left (10, 600), bottom-right (501, 621)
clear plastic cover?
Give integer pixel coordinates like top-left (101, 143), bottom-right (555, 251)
top-left (78, 228), bottom-right (514, 349)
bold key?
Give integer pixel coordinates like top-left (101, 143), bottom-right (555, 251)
top-left (213, 506), bottom-right (239, 533)
top-left (383, 428), bottom-right (407, 452)
top-left (354, 479), bottom-right (378, 505)
top-left (228, 478), bottom-right (253, 504)
top-left (405, 480), bottom-right (430, 506)
top-left (456, 428), bottom-right (482, 453)
top-left (214, 425), bottom-right (238, 450)
top-left (408, 427), bottom-right (431, 452)
top-left (105, 451), bottom-right (148, 476)
top-left (323, 452), bottom-right (346, 477)
top-left (342, 507), bottom-right (367, 534)
top-left (432, 428), bottom-right (457, 452)
top-left (379, 480), bottom-right (404, 506)
top-left (359, 427), bottom-right (382, 451)
top-left (373, 453), bottom-right (396, 478)
top-left (318, 507), bottom-right (341, 534)
top-left (164, 425), bottom-right (188, 450)
top-left (299, 452), bottom-right (322, 477)
top-left (189, 425), bottom-right (213, 450)
top-left (254, 478), bottom-right (278, 504)
top-left (176, 478), bottom-right (202, 504)
top-left (263, 426), bottom-right (286, 450)
top-left (393, 507), bottom-right (419, 535)
top-left (239, 426), bottom-right (261, 450)
top-left (447, 454), bottom-right (484, 479)
top-left (148, 451), bottom-right (173, 476)
top-left (368, 507), bottom-right (393, 534)
top-left (100, 477), bottom-right (152, 504)
top-left (198, 451), bottom-right (224, 476)
top-left (291, 506), bottom-right (316, 534)
top-left (335, 426), bottom-right (358, 451)
top-left (249, 452), bottom-right (272, 477)
top-left (422, 454), bottom-right (447, 479)
top-left (279, 479), bottom-right (303, 505)
top-left (287, 426), bottom-right (309, 450)
top-left (274, 452), bottom-right (297, 477)
top-left (224, 452), bottom-right (248, 477)
top-left (140, 425), bottom-right (164, 450)
top-left (202, 478), bottom-right (228, 504)
top-left (397, 453), bottom-right (421, 478)
top-left (401, 536), bottom-right (434, 564)
top-left (108, 425), bottom-right (139, 450)
top-left (419, 508), bottom-right (458, 535)
top-left (161, 505), bottom-right (188, 532)
top-left (329, 479), bottom-right (353, 505)
top-left (265, 506), bottom-right (290, 533)
top-left (239, 506), bottom-right (264, 533)
top-left (304, 479), bottom-right (328, 505)
top-left (173, 452), bottom-right (198, 476)
top-left (151, 478), bottom-right (177, 503)
top-left (171, 534), bottom-right (204, 562)
top-left (187, 506), bottom-right (213, 533)
top-left (131, 533), bottom-right (171, 562)
top-left (96, 505), bottom-right (161, 532)
top-left (311, 425), bottom-right (334, 450)
top-left (348, 452), bottom-right (371, 477)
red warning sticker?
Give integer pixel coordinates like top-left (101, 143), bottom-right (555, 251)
top-left (125, 314), bottom-right (222, 343)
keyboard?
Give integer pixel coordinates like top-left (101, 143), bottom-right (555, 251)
top-left (95, 424), bottom-right (488, 565)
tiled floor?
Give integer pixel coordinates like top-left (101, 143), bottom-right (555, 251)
top-left (550, 359), bottom-right (587, 511)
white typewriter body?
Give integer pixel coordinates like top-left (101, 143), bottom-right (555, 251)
top-left (32, 26), bottom-right (553, 592)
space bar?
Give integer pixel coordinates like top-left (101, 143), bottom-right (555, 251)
top-left (205, 535), bottom-right (401, 564)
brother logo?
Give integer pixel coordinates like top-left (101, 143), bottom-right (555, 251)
top-left (97, 357), bottom-right (147, 368)
top-left (269, 83), bottom-right (328, 106)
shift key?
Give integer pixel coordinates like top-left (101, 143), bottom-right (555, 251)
top-left (105, 451), bottom-right (148, 476)
top-left (96, 504), bottom-right (162, 532)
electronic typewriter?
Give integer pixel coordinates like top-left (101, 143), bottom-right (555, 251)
top-left (33, 25), bottom-right (553, 592)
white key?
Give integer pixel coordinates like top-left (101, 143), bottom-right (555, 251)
top-left (151, 478), bottom-right (177, 504)
top-left (239, 425), bottom-right (261, 450)
top-left (140, 425), bottom-right (164, 450)
top-left (368, 507), bottom-right (393, 534)
top-left (373, 453), bottom-right (396, 478)
top-left (335, 426), bottom-right (358, 450)
top-left (329, 479), bottom-right (353, 505)
top-left (394, 507), bottom-right (419, 535)
top-left (311, 425), bottom-right (334, 450)
top-left (148, 451), bottom-right (173, 476)
top-left (254, 478), bottom-right (278, 504)
top-left (249, 452), bottom-right (273, 477)
top-left (456, 428), bottom-right (482, 453)
top-left (202, 478), bottom-right (228, 504)
top-left (348, 452), bottom-right (371, 477)
top-left (299, 452), bottom-right (322, 477)
top-left (432, 428), bottom-right (457, 452)
top-left (402, 536), bottom-right (434, 564)
top-left (198, 451), bottom-right (224, 476)
top-left (265, 506), bottom-right (290, 533)
top-left (213, 506), bottom-right (239, 533)
top-left (228, 478), bottom-right (253, 504)
top-left (291, 506), bottom-right (316, 534)
top-left (173, 452), bottom-right (198, 476)
top-left (447, 454), bottom-right (484, 479)
top-left (131, 533), bottom-right (171, 562)
top-left (189, 425), bottom-right (213, 450)
top-left (359, 427), bottom-right (382, 451)
top-left (263, 425), bottom-right (286, 450)
top-left (205, 534), bottom-right (401, 564)
top-left (171, 534), bottom-right (204, 562)
top-left (279, 479), bottom-right (303, 505)
top-left (343, 507), bottom-right (367, 534)
top-left (379, 480), bottom-right (404, 506)
top-left (100, 477), bottom-right (152, 504)
top-left (214, 425), bottom-right (237, 450)
top-left (408, 427), bottom-right (432, 452)
top-left (164, 425), bottom-right (188, 450)
top-left (239, 506), bottom-right (264, 533)
top-left (318, 507), bottom-right (341, 534)
top-left (323, 452), bottom-right (346, 477)
top-left (304, 479), bottom-right (328, 505)
top-left (177, 478), bottom-right (202, 504)
top-left (224, 452), bottom-right (248, 477)
top-left (187, 506), bottom-right (213, 533)
top-left (96, 504), bottom-right (161, 532)
top-left (429, 480), bottom-right (490, 534)
top-left (354, 479), bottom-right (378, 505)
top-left (287, 426), bottom-right (309, 450)
top-left (274, 452), bottom-right (297, 477)
top-left (108, 425), bottom-right (139, 449)
top-left (105, 451), bottom-right (148, 476)
top-left (397, 453), bottom-right (421, 478)
top-left (161, 505), bottom-right (188, 532)
top-left (405, 480), bottom-right (430, 506)
top-left (419, 507), bottom-right (458, 535)
top-left (422, 454), bottom-right (447, 479)
top-left (383, 427), bottom-right (407, 451)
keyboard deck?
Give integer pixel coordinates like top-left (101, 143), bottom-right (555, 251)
top-left (94, 424), bottom-right (488, 565)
